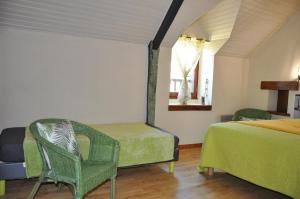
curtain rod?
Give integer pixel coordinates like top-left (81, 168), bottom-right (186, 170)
top-left (180, 35), bottom-right (210, 42)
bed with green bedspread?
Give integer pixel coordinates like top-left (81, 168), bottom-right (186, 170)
top-left (199, 121), bottom-right (300, 199)
top-left (24, 122), bottom-right (176, 178)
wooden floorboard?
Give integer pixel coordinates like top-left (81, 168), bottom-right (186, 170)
top-left (1, 148), bottom-right (290, 199)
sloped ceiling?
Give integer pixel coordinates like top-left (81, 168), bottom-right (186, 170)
top-left (217, 0), bottom-right (300, 57)
top-left (184, 0), bottom-right (241, 41)
top-left (1, 0), bottom-right (298, 58)
top-left (161, 0), bottom-right (222, 47)
top-left (183, 0), bottom-right (241, 55)
top-left (0, 0), bottom-right (173, 44)
top-left (180, 0), bottom-right (300, 58)
top-left (0, 0), bottom-right (222, 46)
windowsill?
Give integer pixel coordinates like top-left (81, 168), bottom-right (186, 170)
top-left (168, 104), bottom-right (212, 111)
top-left (168, 100), bottom-right (212, 111)
top-left (168, 99), bottom-right (212, 111)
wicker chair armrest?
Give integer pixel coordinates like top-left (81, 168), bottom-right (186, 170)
top-left (77, 131), bottom-right (120, 163)
top-left (89, 139), bottom-right (120, 163)
top-left (71, 122), bottom-right (120, 163)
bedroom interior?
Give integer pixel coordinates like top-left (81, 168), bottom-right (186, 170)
top-left (0, 0), bottom-right (300, 198)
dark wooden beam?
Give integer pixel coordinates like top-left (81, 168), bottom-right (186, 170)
top-left (277, 90), bottom-right (289, 113)
top-left (260, 81), bottom-right (299, 115)
top-left (152, 0), bottom-right (184, 49)
top-left (261, 81), bottom-right (299, 90)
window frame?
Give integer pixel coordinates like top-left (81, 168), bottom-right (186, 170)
top-left (169, 63), bottom-right (199, 100)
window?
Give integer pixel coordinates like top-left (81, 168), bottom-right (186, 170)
top-left (168, 36), bottom-right (214, 111)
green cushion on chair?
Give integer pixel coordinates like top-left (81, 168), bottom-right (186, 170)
top-left (232, 108), bottom-right (272, 121)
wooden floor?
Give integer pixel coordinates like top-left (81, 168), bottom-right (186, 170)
top-left (2, 148), bottom-right (290, 199)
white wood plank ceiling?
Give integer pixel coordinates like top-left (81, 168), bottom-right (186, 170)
top-left (180, 0), bottom-right (300, 57)
top-left (161, 0), bottom-right (222, 48)
top-left (217, 0), bottom-right (300, 57)
top-left (0, 0), bottom-right (172, 44)
top-left (182, 0), bottom-right (241, 55)
top-left (0, 0), bottom-right (299, 58)
top-left (184, 0), bottom-right (241, 41)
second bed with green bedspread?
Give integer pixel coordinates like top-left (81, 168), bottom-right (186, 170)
top-left (24, 122), bottom-right (177, 178)
top-left (199, 122), bottom-right (300, 199)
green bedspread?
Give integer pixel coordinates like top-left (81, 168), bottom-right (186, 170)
top-left (199, 122), bottom-right (300, 199)
top-left (24, 122), bottom-right (174, 177)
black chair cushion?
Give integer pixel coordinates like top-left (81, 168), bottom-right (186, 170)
top-left (0, 127), bottom-right (25, 162)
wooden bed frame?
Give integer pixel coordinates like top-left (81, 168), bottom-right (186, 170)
top-left (208, 167), bottom-right (214, 176)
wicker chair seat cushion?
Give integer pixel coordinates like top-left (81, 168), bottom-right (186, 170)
top-left (81, 160), bottom-right (116, 192)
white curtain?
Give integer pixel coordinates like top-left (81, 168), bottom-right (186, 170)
top-left (172, 36), bottom-right (204, 104)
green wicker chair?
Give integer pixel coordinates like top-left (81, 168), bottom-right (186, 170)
top-left (232, 108), bottom-right (272, 121)
top-left (28, 118), bottom-right (120, 199)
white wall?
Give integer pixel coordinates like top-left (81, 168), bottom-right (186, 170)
top-left (155, 47), bottom-right (247, 144)
top-left (0, 28), bottom-right (147, 129)
top-left (246, 10), bottom-right (300, 114)
top-left (0, 27), bottom-right (248, 144)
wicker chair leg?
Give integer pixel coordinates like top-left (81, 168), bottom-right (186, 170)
top-left (110, 177), bottom-right (116, 199)
top-left (57, 183), bottom-right (64, 192)
top-left (75, 195), bottom-right (82, 199)
top-left (27, 181), bottom-right (42, 199)
top-left (70, 184), bottom-right (82, 199)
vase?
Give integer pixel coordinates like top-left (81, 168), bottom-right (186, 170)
top-left (178, 76), bottom-right (190, 104)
